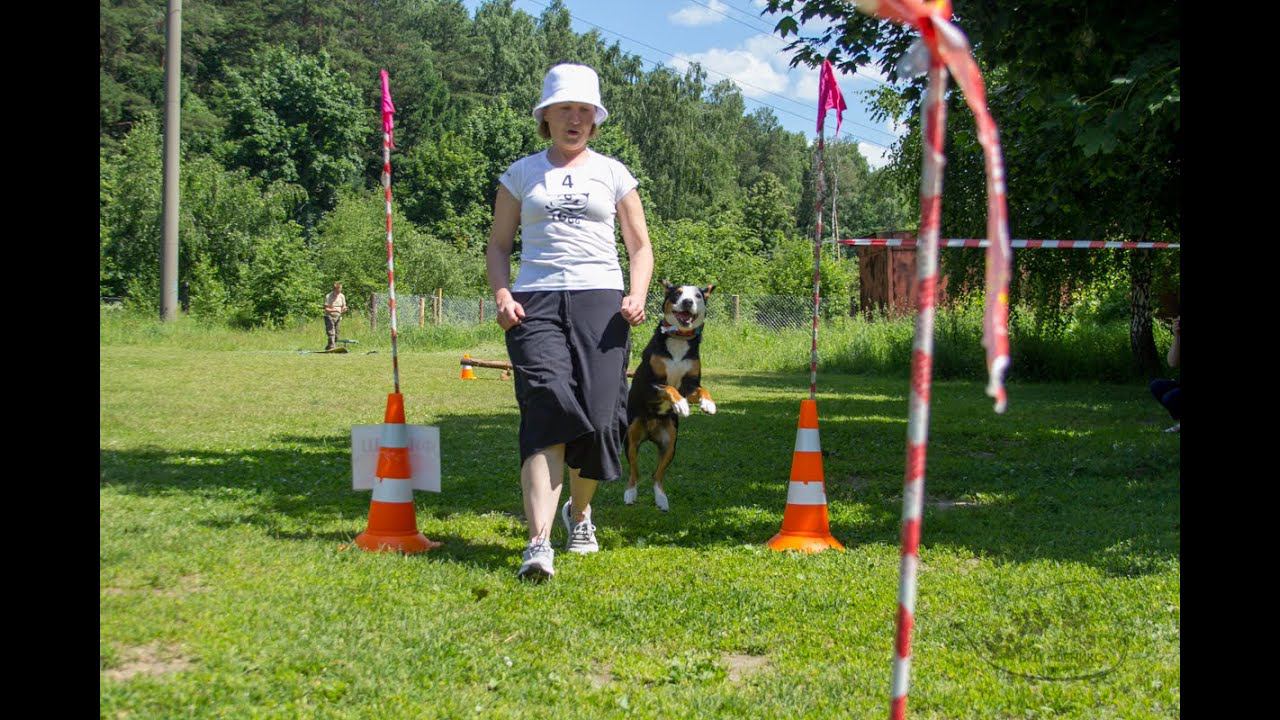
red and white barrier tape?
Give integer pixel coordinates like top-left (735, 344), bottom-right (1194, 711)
top-left (836, 238), bottom-right (1180, 249)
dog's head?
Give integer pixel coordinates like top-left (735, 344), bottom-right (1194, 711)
top-left (660, 280), bottom-right (714, 332)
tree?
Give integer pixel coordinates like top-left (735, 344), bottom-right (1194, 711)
top-left (765, 236), bottom-right (857, 318)
top-left (459, 104), bottom-right (545, 210)
top-left (100, 115), bottom-right (162, 301)
top-left (217, 46), bottom-right (371, 231)
top-left (820, 137), bottom-right (912, 238)
top-left (743, 172), bottom-right (793, 255)
top-left (397, 133), bottom-right (489, 243)
top-left (237, 232), bottom-right (320, 327)
top-left (100, 114), bottom-right (312, 320)
top-left (737, 107), bottom-right (809, 215)
top-left (612, 65), bottom-right (737, 221)
top-left (472, 0), bottom-right (545, 113)
top-left (647, 218), bottom-right (767, 297)
top-left (312, 188), bottom-right (484, 304)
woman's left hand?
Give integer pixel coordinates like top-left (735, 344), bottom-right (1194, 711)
top-left (620, 293), bottom-right (647, 326)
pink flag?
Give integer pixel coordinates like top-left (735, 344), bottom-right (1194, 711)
top-left (380, 69), bottom-right (396, 146)
top-left (816, 59), bottom-right (846, 135)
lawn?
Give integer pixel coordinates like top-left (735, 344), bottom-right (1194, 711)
top-left (100, 322), bottom-right (1179, 719)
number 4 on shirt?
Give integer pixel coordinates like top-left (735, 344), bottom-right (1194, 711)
top-left (562, 175), bottom-right (574, 188)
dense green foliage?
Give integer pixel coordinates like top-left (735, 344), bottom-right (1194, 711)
top-left (764, 0), bottom-right (1180, 371)
top-left (100, 0), bottom-right (912, 327)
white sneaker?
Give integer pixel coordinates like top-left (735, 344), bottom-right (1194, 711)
top-left (517, 538), bottom-right (555, 580)
top-left (561, 500), bottom-right (599, 554)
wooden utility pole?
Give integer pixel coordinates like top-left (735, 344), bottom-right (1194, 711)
top-left (160, 0), bottom-right (182, 320)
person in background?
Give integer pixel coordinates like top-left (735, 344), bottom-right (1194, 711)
top-left (1149, 315), bottom-right (1180, 433)
top-left (323, 282), bottom-right (348, 351)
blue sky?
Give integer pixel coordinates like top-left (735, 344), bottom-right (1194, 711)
top-left (461, 0), bottom-right (906, 167)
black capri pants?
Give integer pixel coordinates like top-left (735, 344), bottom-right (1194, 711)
top-left (504, 289), bottom-right (631, 481)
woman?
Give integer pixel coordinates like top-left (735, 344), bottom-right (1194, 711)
top-left (485, 63), bottom-right (654, 580)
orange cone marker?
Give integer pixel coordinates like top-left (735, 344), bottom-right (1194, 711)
top-left (766, 399), bottom-right (844, 552)
top-left (460, 354), bottom-right (477, 380)
top-left (355, 393), bottom-right (441, 553)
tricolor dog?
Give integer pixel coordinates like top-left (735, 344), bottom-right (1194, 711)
top-left (624, 281), bottom-right (717, 511)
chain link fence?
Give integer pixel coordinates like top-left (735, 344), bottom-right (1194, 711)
top-left (370, 292), bottom-right (852, 332)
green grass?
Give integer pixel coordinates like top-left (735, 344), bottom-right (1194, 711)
top-left (101, 318), bottom-right (1179, 719)
top-left (101, 303), bottom-right (1170, 383)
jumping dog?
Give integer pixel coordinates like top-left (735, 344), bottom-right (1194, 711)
top-left (624, 281), bottom-right (717, 511)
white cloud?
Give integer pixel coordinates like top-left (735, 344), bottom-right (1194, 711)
top-left (855, 119), bottom-right (908, 169)
top-left (672, 48), bottom-right (790, 98)
top-left (859, 142), bottom-right (892, 170)
top-left (743, 32), bottom-right (788, 57)
top-left (669, 0), bottom-right (729, 27)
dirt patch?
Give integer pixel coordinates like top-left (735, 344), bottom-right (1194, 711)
top-left (843, 475), bottom-right (868, 492)
top-left (928, 497), bottom-right (977, 511)
top-left (722, 653), bottom-right (770, 683)
top-left (102, 574), bottom-right (206, 598)
top-left (158, 574), bottom-right (205, 597)
top-left (590, 661), bottom-right (614, 688)
top-left (968, 450), bottom-right (996, 459)
top-left (102, 642), bottom-right (193, 682)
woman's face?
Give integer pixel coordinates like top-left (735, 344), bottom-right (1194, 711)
top-left (544, 102), bottom-right (596, 150)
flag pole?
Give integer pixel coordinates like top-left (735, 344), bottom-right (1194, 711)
top-left (380, 69), bottom-right (401, 394)
top-left (811, 59), bottom-right (847, 400)
top-left (808, 126), bottom-right (825, 401)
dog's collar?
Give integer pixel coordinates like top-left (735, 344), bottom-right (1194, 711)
top-left (660, 320), bottom-right (701, 338)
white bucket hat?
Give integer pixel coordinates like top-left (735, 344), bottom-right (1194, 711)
top-left (533, 63), bottom-right (609, 125)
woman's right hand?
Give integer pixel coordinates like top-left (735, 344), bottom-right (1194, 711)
top-left (496, 294), bottom-right (526, 331)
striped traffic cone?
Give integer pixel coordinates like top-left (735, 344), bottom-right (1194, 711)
top-left (355, 393), bottom-right (441, 553)
top-left (766, 399), bottom-right (844, 552)
top-left (460, 354), bottom-right (477, 380)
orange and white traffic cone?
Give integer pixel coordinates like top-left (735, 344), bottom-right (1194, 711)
top-left (766, 398), bottom-right (844, 552)
top-left (355, 393), bottom-right (441, 553)
top-left (460, 354), bottom-right (477, 380)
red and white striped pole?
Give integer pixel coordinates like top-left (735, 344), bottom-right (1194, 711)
top-left (380, 69), bottom-right (401, 394)
top-left (963, 34), bottom-right (1012, 416)
top-left (809, 128), bottom-right (826, 401)
top-left (890, 55), bottom-right (948, 720)
top-left (832, 2), bottom-right (1015, 717)
top-left (835, 238), bottom-right (1180, 250)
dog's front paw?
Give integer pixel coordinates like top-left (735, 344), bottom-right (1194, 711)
top-left (699, 397), bottom-right (717, 414)
top-left (673, 397), bottom-right (690, 417)
top-left (623, 486), bottom-right (637, 505)
top-left (654, 486), bottom-right (669, 512)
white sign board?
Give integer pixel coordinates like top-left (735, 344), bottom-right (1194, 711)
top-left (351, 425), bottom-right (441, 492)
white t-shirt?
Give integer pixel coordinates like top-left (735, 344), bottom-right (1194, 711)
top-left (324, 291), bottom-right (346, 320)
top-left (498, 149), bottom-right (639, 291)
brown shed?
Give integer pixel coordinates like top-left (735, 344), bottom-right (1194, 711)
top-left (854, 231), bottom-right (949, 319)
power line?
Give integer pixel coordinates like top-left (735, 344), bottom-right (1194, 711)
top-left (687, 0), bottom-right (896, 90)
top-left (518, 0), bottom-right (900, 149)
top-left (683, 0), bottom-right (780, 39)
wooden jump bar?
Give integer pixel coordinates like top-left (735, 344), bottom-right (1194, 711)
top-left (462, 356), bottom-right (636, 378)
